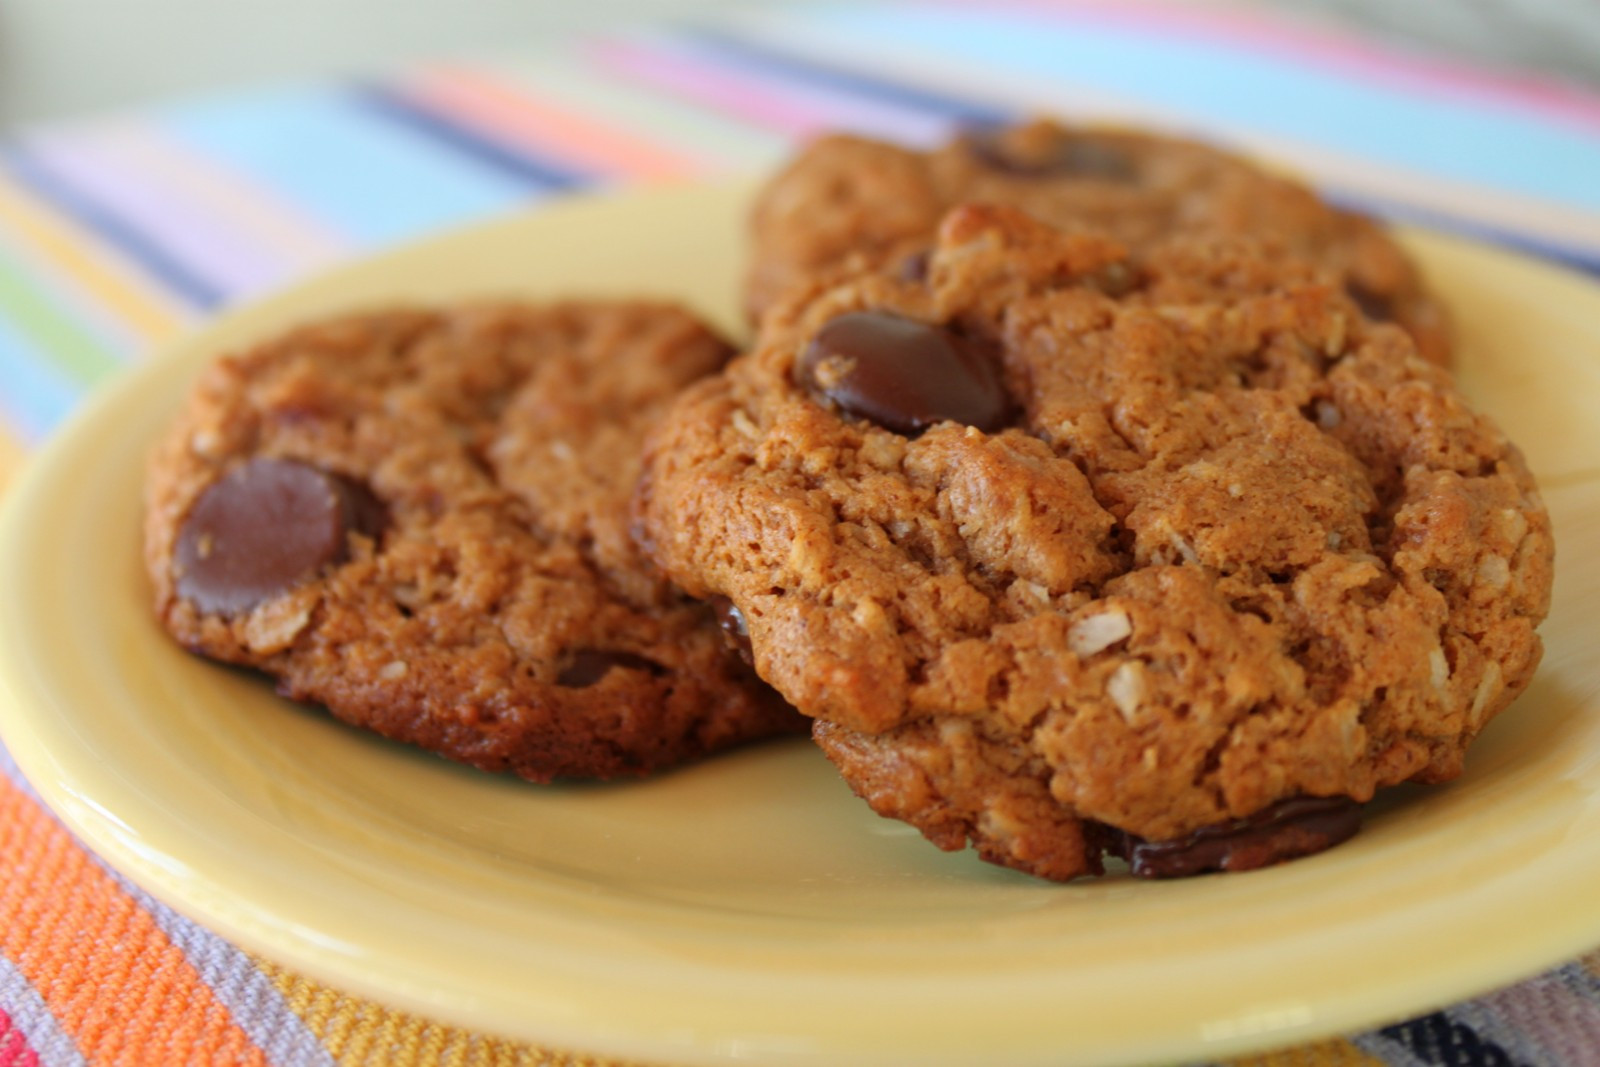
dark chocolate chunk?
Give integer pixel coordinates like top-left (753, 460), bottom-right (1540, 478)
top-left (1053, 138), bottom-right (1138, 181)
top-left (796, 311), bottom-right (1012, 435)
top-left (174, 457), bottom-right (385, 616)
top-left (557, 650), bottom-right (668, 688)
top-left (710, 595), bottom-right (754, 667)
top-left (1345, 280), bottom-right (1395, 323)
top-left (966, 130), bottom-right (1136, 181)
top-left (1103, 795), bottom-right (1362, 878)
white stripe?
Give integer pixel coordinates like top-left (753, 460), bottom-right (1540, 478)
top-left (0, 941), bottom-right (87, 1067)
top-left (0, 736), bottom-right (37, 798)
top-left (1, 737), bottom-right (333, 1066)
top-left (106, 867), bottom-right (339, 1067)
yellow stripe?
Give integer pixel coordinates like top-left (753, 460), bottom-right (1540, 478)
top-left (1222, 1035), bottom-right (1388, 1066)
top-left (0, 174), bottom-right (187, 346)
top-left (256, 956), bottom-right (661, 1066)
top-left (258, 957), bottom-right (1393, 1067)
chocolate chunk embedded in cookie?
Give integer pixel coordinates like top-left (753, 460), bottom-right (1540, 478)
top-left (638, 205), bottom-right (1551, 881)
top-left (146, 302), bottom-right (803, 781)
top-left (746, 119), bottom-right (1451, 365)
top-left (1102, 795), bottom-right (1364, 878)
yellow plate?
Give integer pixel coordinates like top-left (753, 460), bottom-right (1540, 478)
top-left (0, 425), bottom-right (23, 494)
top-left (2, 181), bottom-right (1599, 1067)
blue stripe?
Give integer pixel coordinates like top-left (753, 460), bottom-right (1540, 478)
top-left (0, 313), bottom-right (88, 443)
top-left (702, 16), bottom-right (1600, 278)
top-left (765, 8), bottom-right (1600, 213)
top-left (0, 150), bottom-right (224, 310)
top-left (348, 84), bottom-right (596, 190)
top-left (683, 26), bottom-right (1014, 127)
top-left (158, 85), bottom-right (536, 247)
top-left (695, 18), bottom-right (1600, 278)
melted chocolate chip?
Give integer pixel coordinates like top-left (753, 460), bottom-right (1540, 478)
top-left (556, 650), bottom-right (668, 688)
top-left (174, 458), bottom-right (386, 616)
top-left (1103, 796), bottom-right (1362, 878)
top-left (966, 130), bottom-right (1137, 181)
top-left (796, 311), bottom-right (1012, 435)
top-left (1345, 280), bottom-right (1395, 323)
top-left (710, 595), bottom-right (754, 667)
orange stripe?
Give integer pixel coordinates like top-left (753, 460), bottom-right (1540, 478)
top-left (256, 957), bottom-right (653, 1066)
top-left (1223, 1037), bottom-right (1388, 1065)
top-left (0, 774), bottom-right (270, 1066)
top-left (409, 66), bottom-right (703, 182)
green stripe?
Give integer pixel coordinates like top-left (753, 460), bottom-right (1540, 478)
top-left (0, 240), bottom-right (123, 386)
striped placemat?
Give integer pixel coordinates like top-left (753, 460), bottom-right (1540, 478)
top-left (4, 3), bottom-right (1600, 1064)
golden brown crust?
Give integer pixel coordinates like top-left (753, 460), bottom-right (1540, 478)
top-left (746, 120), bottom-right (1451, 365)
top-left (640, 206), bottom-right (1550, 879)
top-left (145, 302), bottom-right (803, 782)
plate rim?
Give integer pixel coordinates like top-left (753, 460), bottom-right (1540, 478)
top-left (3, 181), bottom-right (1600, 1067)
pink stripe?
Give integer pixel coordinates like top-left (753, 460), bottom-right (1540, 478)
top-left (1473, 975), bottom-right (1600, 1064)
top-left (588, 39), bottom-right (820, 139)
top-left (588, 38), bottom-right (953, 146)
top-left (984, 0), bottom-right (1600, 136)
top-left (0, 1008), bottom-right (41, 1067)
top-left (659, 37), bottom-right (955, 143)
top-left (396, 69), bottom-right (703, 181)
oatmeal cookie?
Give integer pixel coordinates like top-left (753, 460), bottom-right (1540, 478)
top-left (638, 206), bottom-right (1551, 880)
top-left (146, 302), bottom-right (802, 781)
top-left (746, 119), bottom-right (1451, 365)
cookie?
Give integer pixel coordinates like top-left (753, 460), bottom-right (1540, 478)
top-left (145, 302), bottom-right (803, 781)
top-left (745, 119), bottom-right (1451, 365)
top-left (637, 205), bottom-right (1552, 880)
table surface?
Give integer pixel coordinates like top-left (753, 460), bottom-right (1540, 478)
top-left (3, 0), bottom-right (1599, 124)
top-left (3, 2), bottom-right (1600, 1065)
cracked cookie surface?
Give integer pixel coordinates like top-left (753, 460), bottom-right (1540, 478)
top-left (146, 302), bottom-right (802, 781)
top-left (639, 205), bottom-right (1551, 880)
top-left (746, 119), bottom-right (1451, 365)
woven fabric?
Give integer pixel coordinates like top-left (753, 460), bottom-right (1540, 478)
top-left (3, 3), bottom-right (1600, 1064)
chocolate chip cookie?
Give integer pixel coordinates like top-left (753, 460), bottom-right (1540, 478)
top-left (746, 119), bottom-right (1451, 365)
top-left (638, 205), bottom-right (1551, 880)
top-left (146, 302), bottom-right (803, 781)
